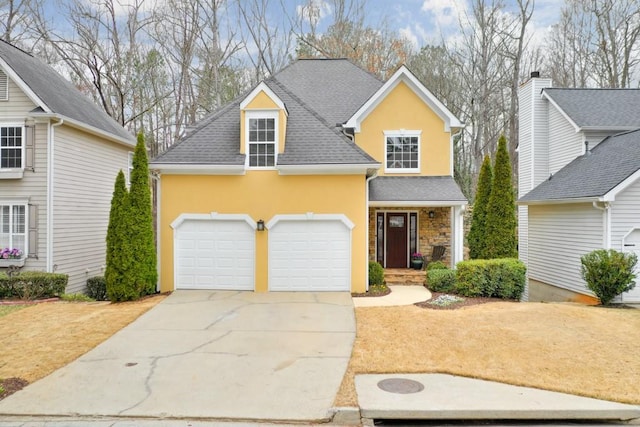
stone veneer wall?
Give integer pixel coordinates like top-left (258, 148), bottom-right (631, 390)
top-left (368, 207), bottom-right (452, 267)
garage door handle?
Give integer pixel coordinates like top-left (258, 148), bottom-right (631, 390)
top-left (624, 244), bottom-right (636, 247)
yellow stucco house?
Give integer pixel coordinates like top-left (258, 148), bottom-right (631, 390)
top-left (150, 59), bottom-right (466, 293)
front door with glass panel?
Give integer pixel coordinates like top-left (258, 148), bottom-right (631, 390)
top-left (377, 211), bottom-right (418, 268)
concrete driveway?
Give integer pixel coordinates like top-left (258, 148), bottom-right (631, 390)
top-left (0, 291), bottom-right (355, 422)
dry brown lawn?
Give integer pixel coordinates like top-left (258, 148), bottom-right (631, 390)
top-left (0, 295), bottom-right (165, 384)
top-left (336, 302), bottom-right (640, 407)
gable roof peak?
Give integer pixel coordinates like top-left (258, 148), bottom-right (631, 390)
top-left (344, 63), bottom-right (462, 132)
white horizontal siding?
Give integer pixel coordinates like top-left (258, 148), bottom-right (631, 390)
top-left (583, 130), bottom-right (619, 151)
top-left (0, 77), bottom-right (37, 117)
top-left (518, 80), bottom-right (532, 195)
top-left (548, 106), bottom-right (581, 175)
top-left (52, 125), bottom-right (131, 293)
top-left (518, 205), bottom-right (529, 300)
top-left (610, 178), bottom-right (640, 303)
top-left (0, 121), bottom-right (48, 272)
top-left (528, 204), bottom-right (603, 296)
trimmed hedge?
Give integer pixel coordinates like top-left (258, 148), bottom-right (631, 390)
top-left (455, 258), bottom-right (525, 299)
top-left (0, 271), bottom-right (68, 300)
top-left (427, 268), bottom-right (456, 292)
top-left (369, 261), bottom-right (384, 286)
top-left (580, 249), bottom-right (637, 305)
top-left (426, 261), bottom-right (448, 271)
top-left (86, 276), bottom-right (108, 301)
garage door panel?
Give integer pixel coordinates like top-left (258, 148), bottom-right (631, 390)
top-left (175, 219), bottom-right (255, 290)
top-left (269, 219), bottom-right (351, 291)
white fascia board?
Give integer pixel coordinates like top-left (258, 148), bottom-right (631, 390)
top-left (29, 112), bottom-right (135, 147)
top-left (149, 163), bottom-right (246, 175)
top-left (276, 163), bottom-right (379, 175)
top-left (602, 168), bottom-right (640, 202)
top-left (517, 197), bottom-right (599, 205)
top-left (581, 126), bottom-right (639, 132)
top-left (369, 200), bottom-right (467, 207)
top-left (541, 90), bottom-right (581, 133)
top-left (240, 81), bottom-right (287, 113)
top-left (0, 59), bottom-right (51, 113)
top-left (345, 65), bottom-right (462, 132)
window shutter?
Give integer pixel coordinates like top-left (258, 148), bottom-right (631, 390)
top-left (28, 204), bottom-right (38, 259)
top-left (0, 71), bottom-right (7, 101)
top-left (25, 125), bottom-right (35, 171)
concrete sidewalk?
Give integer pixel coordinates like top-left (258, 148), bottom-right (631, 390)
top-left (355, 374), bottom-right (640, 423)
top-left (0, 291), bottom-right (355, 422)
top-left (352, 285), bottom-right (431, 307)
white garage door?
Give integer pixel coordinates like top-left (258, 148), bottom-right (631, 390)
top-left (175, 219), bottom-right (254, 290)
top-left (269, 219), bottom-right (351, 291)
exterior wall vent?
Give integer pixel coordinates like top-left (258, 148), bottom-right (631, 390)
top-left (0, 71), bottom-right (7, 101)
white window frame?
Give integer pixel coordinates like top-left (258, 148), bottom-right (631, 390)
top-left (245, 110), bottom-right (278, 169)
top-left (0, 200), bottom-right (28, 256)
top-left (0, 123), bottom-right (25, 171)
top-left (126, 151), bottom-right (134, 185)
top-left (384, 130), bottom-right (421, 173)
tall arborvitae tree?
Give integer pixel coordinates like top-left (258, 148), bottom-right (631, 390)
top-left (468, 155), bottom-right (493, 259)
top-left (105, 170), bottom-right (136, 301)
top-left (485, 135), bottom-right (518, 258)
top-left (129, 132), bottom-right (157, 296)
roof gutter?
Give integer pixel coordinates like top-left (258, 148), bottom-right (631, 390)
top-left (29, 112), bottom-right (135, 147)
top-left (517, 196), bottom-right (600, 205)
top-left (149, 163), bottom-right (246, 175)
top-left (277, 163), bottom-right (380, 175)
top-left (370, 200), bottom-right (467, 207)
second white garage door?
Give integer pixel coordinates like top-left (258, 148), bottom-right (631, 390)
top-left (269, 218), bottom-right (351, 291)
top-left (174, 218), bottom-right (255, 290)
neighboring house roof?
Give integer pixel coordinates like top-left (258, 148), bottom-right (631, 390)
top-left (0, 40), bottom-right (133, 144)
top-left (370, 176), bottom-right (467, 204)
top-left (543, 88), bottom-right (640, 131)
top-left (520, 129), bottom-right (640, 203)
top-left (153, 58), bottom-right (385, 168)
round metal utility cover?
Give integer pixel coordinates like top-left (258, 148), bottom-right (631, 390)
top-left (377, 378), bottom-right (425, 394)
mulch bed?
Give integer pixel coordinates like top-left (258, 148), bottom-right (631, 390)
top-left (415, 291), bottom-right (518, 310)
top-left (0, 377), bottom-right (28, 400)
top-left (351, 284), bottom-right (391, 298)
top-left (0, 297), bottom-right (60, 306)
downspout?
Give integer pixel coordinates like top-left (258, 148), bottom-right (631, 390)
top-left (365, 172), bottom-right (377, 291)
top-left (46, 118), bottom-right (64, 272)
top-left (593, 201), bottom-right (611, 249)
top-left (150, 170), bottom-right (161, 292)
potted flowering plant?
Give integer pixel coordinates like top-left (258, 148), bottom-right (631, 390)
top-left (410, 252), bottom-right (424, 270)
top-left (0, 247), bottom-right (25, 267)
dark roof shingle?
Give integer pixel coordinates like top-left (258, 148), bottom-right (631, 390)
top-left (520, 129), bottom-right (640, 202)
top-left (0, 40), bottom-right (133, 142)
top-left (370, 176), bottom-right (467, 202)
top-left (544, 88), bottom-right (640, 129)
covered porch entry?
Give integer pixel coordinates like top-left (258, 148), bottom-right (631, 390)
top-left (368, 176), bottom-right (467, 269)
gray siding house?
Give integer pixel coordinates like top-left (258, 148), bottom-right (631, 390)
top-left (518, 75), bottom-right (640, 304)
top-left (0, 41), bottom-right (135, 293)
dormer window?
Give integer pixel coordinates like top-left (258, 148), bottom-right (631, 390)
top-left (246, 111), bottom-right (277, 168)
top-left (384, 130), bottom-right (420, 173)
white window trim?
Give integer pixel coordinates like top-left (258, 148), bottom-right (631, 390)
top-left (126, 151), bottom-right (134, 185)
top-left (0, 199), bottom-right (28, 256)
top-left (245, 110), bottom-right (278, 170)
top-left (0, 122), bottom-right (27, 179)
top-left (384, 129), bottom-right (421, 173)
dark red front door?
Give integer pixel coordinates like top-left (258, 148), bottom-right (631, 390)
top-left (386, 213), bottom-right (408, 268)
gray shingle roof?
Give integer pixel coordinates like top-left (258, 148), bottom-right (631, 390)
top-left (544, 88), bottom-right (640, 129)
top-left (520, 129), bottom-right (640, 202)
top-left (0, 40), bottom-right (133, 142)
top-left (271, 58), bottom-right (383, 126)
top-left (370, 176), bottom-right (467, 202)
top-left (153, 58), bottom-right (381, 166)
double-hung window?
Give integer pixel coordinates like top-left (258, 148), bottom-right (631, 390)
top-left (247, 112), bottom-right (277, 168)
top-left (0, 202), bottom-right (26, 254)
top-left (0, 125), bottom-right (23, 170)
top-left (384, 130), bottom-right (420, 173)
